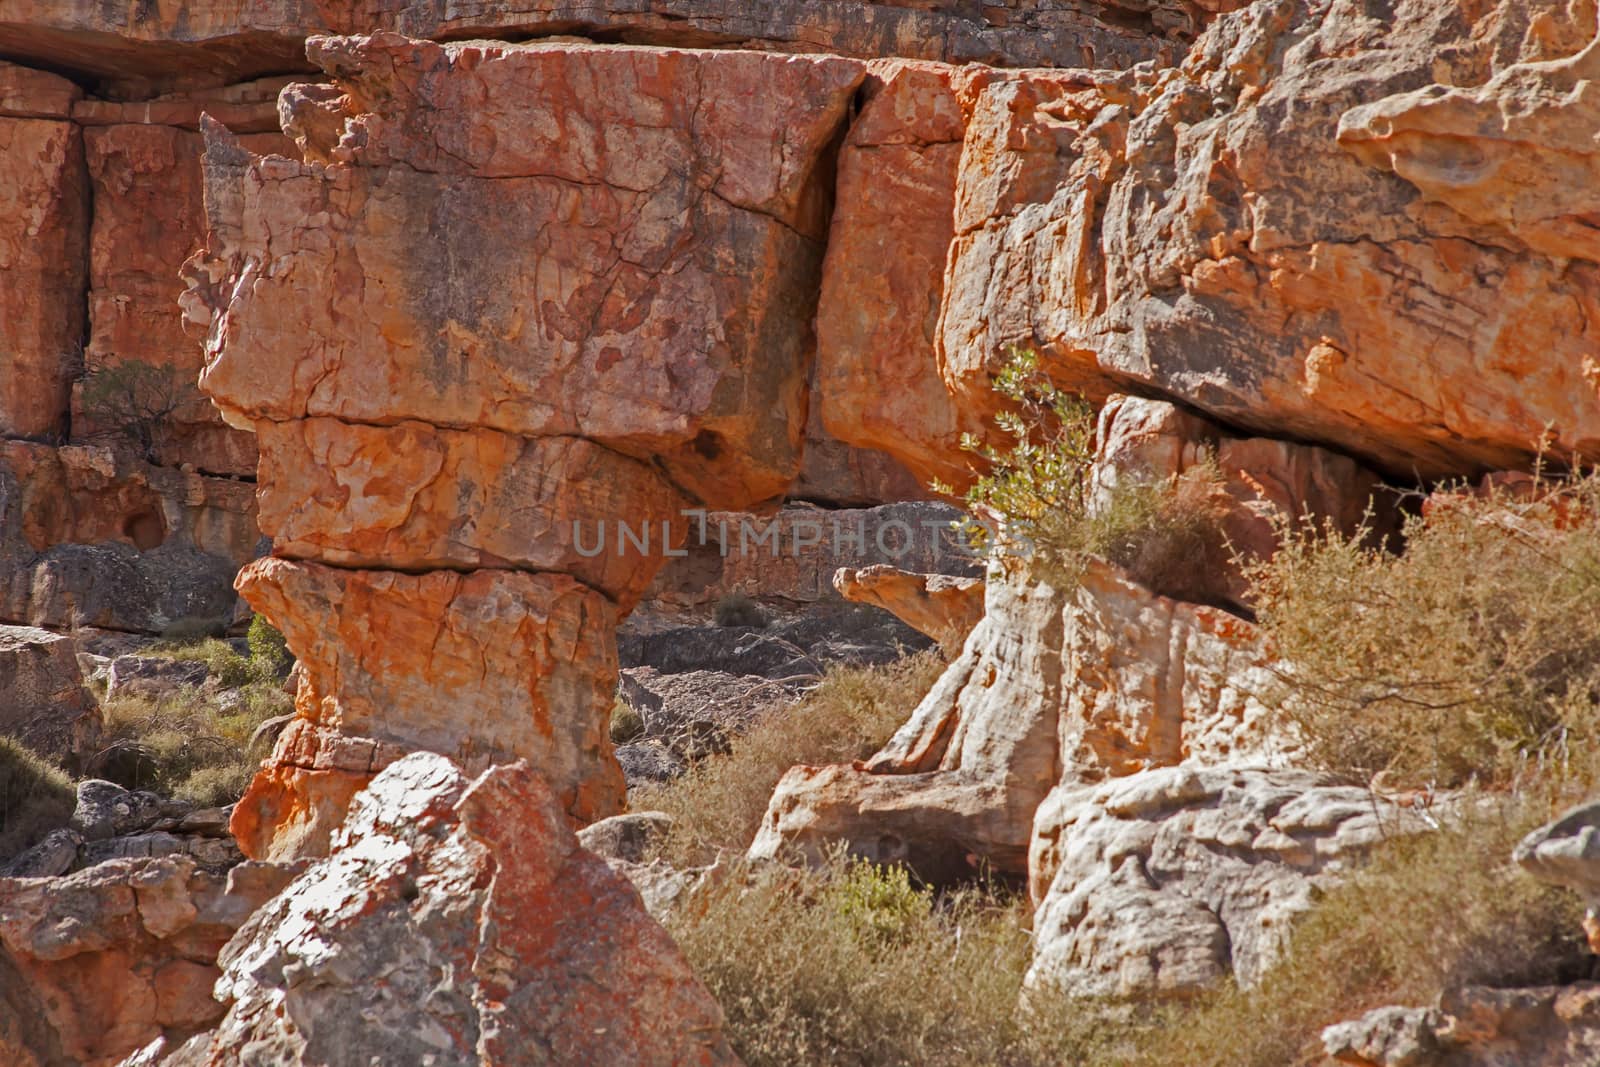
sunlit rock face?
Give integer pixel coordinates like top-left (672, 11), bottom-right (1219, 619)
top-left (186, 32), bottom-right (868, 858)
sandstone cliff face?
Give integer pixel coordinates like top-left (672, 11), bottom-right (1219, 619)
top-left (816, 0), bottom-right (1600, 485)
top-left (0, 0), bottom-right (1196, 99)
top-left (184, 32), bottom-right (881, 855)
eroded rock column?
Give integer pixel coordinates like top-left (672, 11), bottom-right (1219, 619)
top-left (186, 33), bottom-right (865, 858)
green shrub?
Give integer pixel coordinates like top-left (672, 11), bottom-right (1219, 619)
top-left (92, 682), bottom-right (290, 805)
top-left (246, 614), bottom-right (291, 675)
top-left (0, 738), bottom-right (76, 859)
top-left (670, 855), bottom-right (1109, 1067)
top-left (1244, 473), bottom-right (1600, 788)
top-left (935, 347), bottom-right (1227, 597)
top-left (78, 359), bottom-right (196, 463)
top-left (636, 652), bottom-right (946, 866)
top-left (610, 698), bottom-right (645, 744)
top-left (1127, 792), bottom-right (1589, 1067)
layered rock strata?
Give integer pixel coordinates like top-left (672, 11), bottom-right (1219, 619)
top-left (187, 33), bottom-right (871, 856)
top-left (0, 0), bottom-right (1197, 100)
top-left (817, 0), bottom-right (1600, 485)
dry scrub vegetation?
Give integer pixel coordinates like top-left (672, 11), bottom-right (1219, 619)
top-left (636, 651), bottom-right (946, 867)
top-left (1249, 473), bottom-right (1600, 789)
top-left (651, 448), bottom-right (1600, 1063)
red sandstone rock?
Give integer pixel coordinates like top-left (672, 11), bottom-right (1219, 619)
top-left (815, 60), bottom-right (996, 490)
top-left (166, 754), bottom-right (741, 1067)
top-left (0, 91), bottom-right (89, 440)
top-left (190, 35), bottom-right (864, 507)
top-left (0, 441), bottom-right (259, 634)
top-left (233, 558), bottom-right (626, 858)
top-left (0, 857), bottom-right (298, 1067)
top-left (77, 123), bottom-right (287, 476)
top-left (254, 419), bottom-right (689, 609)
top-left (932, 0), bottom-right (1600, 478)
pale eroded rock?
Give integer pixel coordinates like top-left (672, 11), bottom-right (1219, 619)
top-left (163, 753), bottom-right (740, 1067)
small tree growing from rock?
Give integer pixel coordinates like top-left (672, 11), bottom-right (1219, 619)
top-left (77, 360), bottom-right (197, 464)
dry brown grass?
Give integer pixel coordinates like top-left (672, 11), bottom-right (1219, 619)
top-left (1245, 473), bottom-right (1600, 788)
top-left (669, 854), bottom-right (1111, 1067)
top-left (0, 737), bottom-right (76, 859)
top-left (93, 681), bottom-right (290, 806)
top-left (1125, 787), bottom-right (1591, 1067)
top-left (635, 651), bottom-right (947, 867)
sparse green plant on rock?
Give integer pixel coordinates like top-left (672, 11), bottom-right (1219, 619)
top-left (935, 347), bottom-right (1228, 597)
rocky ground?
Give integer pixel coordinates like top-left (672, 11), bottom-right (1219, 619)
top-left (2, 0), bottom-right (1600, 1064)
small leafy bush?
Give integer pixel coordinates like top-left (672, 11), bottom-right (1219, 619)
top-left (636, 652), bottom-right (946, 866)
top-left (936, 347), bottom-right (1227, 597)
top-left (1245, 472), bottom-right (1600, 788)
top-left (670, 854), bottom-right (1109, 1067)
top-left (0, 738), bottom-right (76, 859)
top-left (246, 615), bottom-right (292, 676)
top-left (610, 698), bottom-right (645, 744)
top-left (78, 360), bottom-right (197, 463)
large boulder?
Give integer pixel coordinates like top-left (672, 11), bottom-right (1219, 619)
top-left (750, 560), bottom-right (1286, 881)
top-left (1026, 766), bottom-right (1432, 1000)
top-left (158, 753), bottom-right (740, 1067)
top-left (0, 625), bottom-right (98, 763)
top-left (0, 857), bottom-right (299, 1067)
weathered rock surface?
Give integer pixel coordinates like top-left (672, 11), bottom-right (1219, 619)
top-left (0, 625), bottom-right (98, 763)
top-left (0, 77), bottom-right (89, 441)
top-left (0, 856), bottom-right (299, 1067)
top-left (0, 0), bottom-right (1188, 99)
top-left (833, 564), bottom-right (985, 655)
top-left (76, 121), bottom-right (289, 477)
top-left (1515, 800), bottom-right (1600, 954)
top-left (819, 0), bottom-right (1600, 482)
top-left (161, 753), bottom-right (740, 1066)
top-left (619, 666), bottom-right (794, 759)
top-left (191, 34), bottom-right (862, 508)
top-left (751, 560), bottom-right (1284, 880)
top-left (231, 558), bottom-right (626, 859)
top-left (254, 419), bottom-right (688, 609)
top-left (1092, 393), bottom-right (1397, 607)
top-left (0, 441), bottom-right (260, 635)
top-left (1324, 985), bottom-right (1600, 1067)
top-left (621, 602), bottom-right (935, 679)
top-left (814, 59), bottom-right (996, 488)
top-left (578, 810), bottom-right (676, 865)
top-left (103, 657), bottom-right (211, 702)
top-left (644, 501), bottom-right (977, 619)
top-left (1026, 766), bottom-right (1431, 1000)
